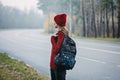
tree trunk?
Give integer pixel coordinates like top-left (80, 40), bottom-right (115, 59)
top-left (103, 12), bottom-right (106, 38)
top-left (100, 8), bottom-right (102, 37)
top-left (97, 0), bottom-right (101, 37)
top-left (86, 11), bottom-right (88, 37)
top-left (82, 0), bottom-right (86, 37)
top-left (90, 0), bottom-right (97, 38)
top-left (105, 2), bottom-right (110, 37)
top-left (111, 0), bottom-right (115, 38)
top-left (117, 0), bottom-right (120, 38)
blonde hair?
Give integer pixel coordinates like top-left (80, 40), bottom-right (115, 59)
top-left (59, 26), bottom-right (69, 36)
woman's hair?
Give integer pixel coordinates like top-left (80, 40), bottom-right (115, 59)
top-left (59, 26), bottom-right (69, 36)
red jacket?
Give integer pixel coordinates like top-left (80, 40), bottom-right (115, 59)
top-left (50, 31), bottom-right (64, 68)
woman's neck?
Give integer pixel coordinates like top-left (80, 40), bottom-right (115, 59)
top-left (58, 26), bottom-right (65, 31)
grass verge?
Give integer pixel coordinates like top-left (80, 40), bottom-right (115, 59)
top-left (0, 53), bottom-right (50, 80)
top-left (94, 38), bottom-right (120, 42)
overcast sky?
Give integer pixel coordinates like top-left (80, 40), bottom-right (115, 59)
top-left (0, 0), bottom-right (43, 14)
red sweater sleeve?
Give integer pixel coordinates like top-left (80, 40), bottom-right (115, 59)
top-left (54, 31), bottom-right (64, 54)
top-left (50, 31), bottom-right (64, 68)
top-left (51, 36), bottom-right (56, 48)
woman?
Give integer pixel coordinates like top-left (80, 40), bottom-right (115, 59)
top-left (50, 13), bottom-right (69, 80)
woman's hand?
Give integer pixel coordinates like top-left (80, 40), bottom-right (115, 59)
top-left (52, 33), bottom-right (58, 37)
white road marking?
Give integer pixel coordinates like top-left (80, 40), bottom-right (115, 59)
top-left (104, 76), bottom-right (111, 79)
top-left (79, 47), bottom-right (120, 55)
top-left (117, 65), bottom-right (120, 68)
top-left (77, 56), bottom-right (106, 64)
top-left (77, 56), bottom-right (120, 68)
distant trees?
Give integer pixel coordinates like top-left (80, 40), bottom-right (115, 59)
top-left (0, 2), bottom-right (43, 29)
top-left (81, 0), bottom-right (119, 38)
top-left (37, 0), bottom-right (119, 38)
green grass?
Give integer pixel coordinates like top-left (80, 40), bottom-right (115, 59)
top-left (0, 53), bottom-right (50, 80)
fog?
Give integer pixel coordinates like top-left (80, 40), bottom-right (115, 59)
top-left (0, 1), bottom-right (44, 29)
top-left (0, 0), bottom-right (120, 38)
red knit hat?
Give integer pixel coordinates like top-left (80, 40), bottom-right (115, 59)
top-left (54, 13), bottom-right (67, 27)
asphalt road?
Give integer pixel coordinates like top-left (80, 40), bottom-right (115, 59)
top-left (0, 29), bottom-right (120, 80)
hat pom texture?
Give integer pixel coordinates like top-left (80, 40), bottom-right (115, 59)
top-left (54, 14), bottom-right (67, 27)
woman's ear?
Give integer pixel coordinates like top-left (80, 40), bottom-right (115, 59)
top-left (54, 22), bottom-right (58, 28)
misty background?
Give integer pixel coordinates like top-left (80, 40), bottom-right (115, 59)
top-left (0, 1), bottom-right (44, 29)
top-left (0, 0), bottom-right (120, 38)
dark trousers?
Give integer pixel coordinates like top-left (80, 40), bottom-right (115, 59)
top-left (50, 68), bottom-right (66, 80)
